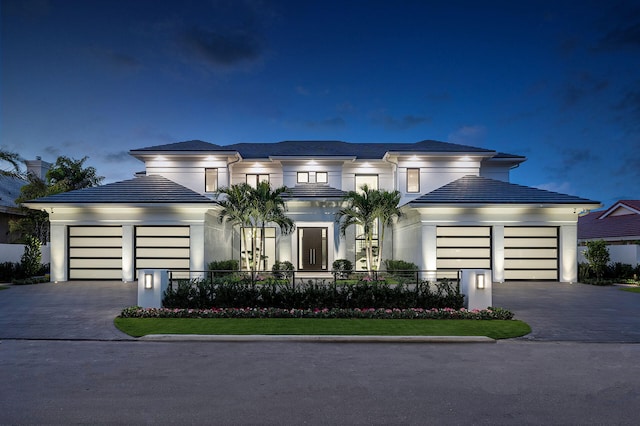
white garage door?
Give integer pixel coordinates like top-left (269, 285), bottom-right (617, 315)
top-left (436, 226), bottom-right (491, 278)
top-left (68, 226), bottom-right (122, 280)
top-left (135, 226), bottom-right (190, 277)
top-left (504, 227), bottom-right (558, 280)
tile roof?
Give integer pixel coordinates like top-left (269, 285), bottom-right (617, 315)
top-left (281, 184), bottom-right (346, 199)
top-left (26, 175), bottom-right (213, 204)
top-left (0, 175), bottom-right (26, 209)
top-left (131, 139), bottom-right (498, 159)
top-left (578, 201), bottom-right (640, 240)
top-left (407, 175), bottom-right (599, 206)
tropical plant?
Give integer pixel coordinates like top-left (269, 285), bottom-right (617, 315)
top-left (583, 240), bottom-right (610, 280)
top-left (0, 149), bottom-right (23, 178)
top-left (20, 235), bottom-right (42, 277)
top-left (46, 156), bottom-right (104, 193)
top-left (217, 182), bottom-right (294, 273)
top-left (335, 184), bottom-right (402, 273)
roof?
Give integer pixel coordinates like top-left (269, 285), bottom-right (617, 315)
top-left (281, 184), bottom-right (346, 199)
top-left (26, 175), bottom-right (213, 204)
top-left (130, 139), bottom-right (500, 160)
top-left (578, 200), bottom-right (640, 240)
top-left (407, 175), bottom-right (600, 206)
top-left (0, 175), bottom-right (26, 210)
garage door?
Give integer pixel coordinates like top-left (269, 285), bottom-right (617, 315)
top-left (68, 226), bottom-right (122, 280)
top-left (437, 227), bottom-right (491, 278)
top-left (135, 226), bottom-right (190, 277)
top-left (504, 227), bottom-right (558, 280)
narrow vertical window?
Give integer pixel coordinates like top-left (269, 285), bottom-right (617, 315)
top-left (205, 168), bottom-right (218, 192)
top-left (297, 172), bottom-right (309, 183)
top-left (407, 168), bottom-right (420, 193)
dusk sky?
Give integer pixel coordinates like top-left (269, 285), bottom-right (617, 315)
top-left (2, 0), bottom-right (639, 208)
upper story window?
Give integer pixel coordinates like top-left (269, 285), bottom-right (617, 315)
top-left (316, 171), bottom-right (328, 183)
top-left (407, 168), bottom-right (420, 193)
top-left (205, 168), bottom-right (218, 192)
top-left (297, 172), bottom-right (309, 183)
top-left (247, 173), bottom-right (269, 188)
top-left (355, 174), bottom-right (378, 192)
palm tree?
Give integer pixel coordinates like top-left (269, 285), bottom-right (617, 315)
top-left (216, 183), bottom-right (255, 271)
top-left (372, 189), bottom-right (402, 271)
top-left (335, 184), bottom-right (379, 272)
top-left (0, 149), bottom-right (23, 178)
top-left (217, 182), bottom-right (294, 273)
top-left (251, 181), bottom-right (294, 270)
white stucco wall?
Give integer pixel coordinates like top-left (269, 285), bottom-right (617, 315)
top-left (577, 244), bottom-right (640, 266)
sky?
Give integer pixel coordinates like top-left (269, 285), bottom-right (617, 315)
top-left (2, 0), bottom-right (639, 208)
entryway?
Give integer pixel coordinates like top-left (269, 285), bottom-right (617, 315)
top-left (297, 227), bottom-right (328, 271)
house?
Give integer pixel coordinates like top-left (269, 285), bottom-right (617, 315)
top-left (578, 200), bottom-right (640, 266)
top-left (25, 140), bottom-right (600, 283)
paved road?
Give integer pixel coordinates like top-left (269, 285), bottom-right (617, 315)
top-left (1, 280), bottom-right (639, 424)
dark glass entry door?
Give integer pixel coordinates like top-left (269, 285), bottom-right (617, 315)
top-left (298, 227), bottom-right (327, 271)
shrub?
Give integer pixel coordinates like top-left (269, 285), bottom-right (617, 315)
top-left (21, 235), bottom-right (42, 278)
top-left (583, 240), bottom-right (610, 279)
top-left (208, 259), bottom-right (239, 271)
top-left (162, 276), bottom-right (464, 310)
top-left (332, 259), bottom-right (353, 279)
top-left (272, 260), bottom-right (294, 279)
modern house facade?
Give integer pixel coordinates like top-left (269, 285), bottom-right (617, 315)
top-left (26, 140), bottom-right (601, 283)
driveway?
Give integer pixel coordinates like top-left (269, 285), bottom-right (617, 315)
top-left (0, 281), bottom-right (136, 340)
top-left (493, 281), bottom-right (640, 342)
top-left (0, 280), bottom-right (638, 342)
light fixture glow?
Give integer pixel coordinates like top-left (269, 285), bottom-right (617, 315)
top-left (476, 274), bottom-right (485, 289)
top-left (144, 273), bottom-right (154, 289)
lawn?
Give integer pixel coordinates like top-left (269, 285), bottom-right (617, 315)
top-left (620, 286), bottom-right (640, 293)
top-left (114, 317), bottom-right (531, 340)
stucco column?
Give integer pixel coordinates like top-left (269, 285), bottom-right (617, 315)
top-left (560, 224), bottom-right (578, 283)
top-left (421, 224), bottom-right (437, 279)
top-left (121, 225), bottom-right (135, 282)
top-left (49, 223), bottom-right (67, 282)
top-left (190, 224), bottom-right (205, 279)
top-left (492, 225), bottom-right (505, 283)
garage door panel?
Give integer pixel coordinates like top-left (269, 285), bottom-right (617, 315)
top-left (437, 227), bottom-right (490, 237)
top-left (70, 258), bottom-right (122, 268)
top-left (438, 259), bottom-right (491, 269)
top-left (436, 237), bottom-right (491, 247)
top-left (436, 227), bottom-right (491, 273)
top-left (505, 248), bottom-right (557, 258)
top-left (68, 226), bottom-right (122, 281)
top-left (135, 226), bottom-right (190, 274)
top-left (437, 248), bottom-right (491, 258)
top-left (505, 270), bottom-right (558, 280)
top-left (135, 237), bottom-right (190, 247)
top-left (504, 227), bottom-right (558, 280)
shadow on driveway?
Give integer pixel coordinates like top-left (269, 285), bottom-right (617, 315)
top-left (493, 281), bottom-right (640, 342)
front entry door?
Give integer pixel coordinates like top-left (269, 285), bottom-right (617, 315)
top-left (298, 227), bottom-right (327, 271)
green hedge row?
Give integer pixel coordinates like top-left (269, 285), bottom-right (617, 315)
top-left (163, 278), bottom-right (464, 310)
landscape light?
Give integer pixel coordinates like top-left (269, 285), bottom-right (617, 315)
top-left (144, 273), bottom-right (153, 289)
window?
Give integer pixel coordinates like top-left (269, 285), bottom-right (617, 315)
top-left (297, 172), bottom-right (309, 183)
top-left (316, 171), bottom-right (328, 183)
top-left (205, 168), bottom-right (218, 192)
top-left (240, 227), bottom-right (276, 271)
top-left (246, 174), bottom-right (269, 188)
top-left (407, 168), bottom-right (420, 193)
top-left (355, 174), bottom-right (378, 192)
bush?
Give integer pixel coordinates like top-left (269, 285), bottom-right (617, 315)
top-left (332, 259), bottom-right (353, 279)
top-left (583, 240), bottom-right (610, 279)
top-left (272, 260), bottom-right (294, 279)
top-left (208, 259), bottom-right (239, 271)
top-left (21, 235), bottom-right (42, 278)
top-left (163, 277), bottom-right (464, 310)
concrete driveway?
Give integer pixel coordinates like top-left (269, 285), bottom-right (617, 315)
top-left (0, 280), bottom-right (638, 342)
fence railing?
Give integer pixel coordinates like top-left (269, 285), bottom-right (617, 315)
top-left (167, 269), bottom-right (461, 291)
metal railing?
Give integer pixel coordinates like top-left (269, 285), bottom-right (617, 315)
top-left (167, 269), bottom-right (461, 291)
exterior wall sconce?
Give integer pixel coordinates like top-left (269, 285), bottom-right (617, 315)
top-left (144, 273), bottom-right (154, 289)
top-left (476, 274), bottom-right (485, 289)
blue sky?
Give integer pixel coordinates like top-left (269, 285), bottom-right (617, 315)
top-left (2, 0), bottom-right (639, 207)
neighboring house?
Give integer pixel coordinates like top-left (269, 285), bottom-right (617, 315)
top-left (25, 140), bottom-right (600, 283)
top-left (0, 158), bottom-right (50, 244)
top-left (578, 200), bottom-right (640, 266)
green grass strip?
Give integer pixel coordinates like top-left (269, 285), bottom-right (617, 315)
top-left (115, 317), bottom-right (530, 340)
top-left (620, 286), bottom-right (640, 293)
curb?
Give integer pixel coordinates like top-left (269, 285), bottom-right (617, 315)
top-left (139, 334), bottom-right (496, 343)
